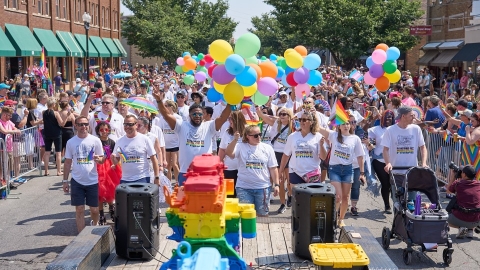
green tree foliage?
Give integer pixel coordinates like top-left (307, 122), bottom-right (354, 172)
top-left (264, 0), bottom-right (423, 69)
top-left (248, 13), bottom-right (297, 56)
top-left (122, 0), bottom-right (237, 63)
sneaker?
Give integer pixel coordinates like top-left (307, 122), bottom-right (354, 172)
top-left (384, 206), bottom-right (393, 214)
top-left (98, 215), bottom-right (106, 225)
top-left (338, 219), bottom-right (345, 227)
top-left (457, 227), bottom-right (468, 239)
top-left (90, 220), bottom-right (98, 226)
top-left (467, 229), bottom-right (474, 238)
top-left (351, 207), bottom-right (359, 216)
top-left (287, 196), bottom-right (292, 207)
top-left (277, 204), bottom-right (286, 214)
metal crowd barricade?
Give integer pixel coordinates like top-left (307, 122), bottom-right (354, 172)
top-left (0, 138), bottom-right (10, 199)
top-left (425, 131), bottom-right (464, 185)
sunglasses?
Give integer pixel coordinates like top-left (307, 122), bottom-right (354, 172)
top-left (177, 96), bottom-right (185, 99)
top-left (349, 121), bottom-right (357, 124)
top-left (191, 112), bottom-right (203, 117)
top-left (299, 118), bottom-right (312, 122)
top-left (102, 102), bottom-right (112, 105)
top-left (304, 101), bottom-right (312, 104)
top-left (76, 123), bottom-right (89, 127)
top-left (247, 133), bottom-right (262, 138)
top-left (123, 122), bottom-right (137, 127)
top-left (279, 113), bottom-right (288, 117)
top-left (99, 128), bottom-right (110, 133)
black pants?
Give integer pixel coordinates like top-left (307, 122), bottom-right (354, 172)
top-left (372, 159), bottom-right (391, 208)
top-left (224, 169), bottom-right (238, 198)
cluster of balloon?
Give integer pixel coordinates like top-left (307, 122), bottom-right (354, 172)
top-left (364, 43), bottom-right (401, 92)
top-left (276, 46), bottom-right (323, 98)
top-left (175, 52), bottom-right (212, 85)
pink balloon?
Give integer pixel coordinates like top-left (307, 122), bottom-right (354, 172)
top-left (194, 71), bottom-right (207, 82)
top-left (257, 77), bottom-right (278, 96)
top-left (295, 84), bottom-right (311, 96)
top-left (364, 72), bottom-right (377, 85)
top-left (371, 49), bottom-right (387, 65)
top-left (176, 57), bottom-right (185, 66)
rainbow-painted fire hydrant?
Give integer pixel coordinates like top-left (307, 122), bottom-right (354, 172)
top-left (160, 154), bottom-right (257, 270)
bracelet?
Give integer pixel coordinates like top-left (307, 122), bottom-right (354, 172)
top-left (62, 180), bottom-right (68, 183)
top-left (274, 184), bottom-right (280, 187)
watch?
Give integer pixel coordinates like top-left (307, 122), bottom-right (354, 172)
top-left (154, 176), bottom-right (160, 179)
top-left (274, 184), bottom-right (280, 187)
top-left (62, 180), bottom-right (69, 183)
top-left (360, 172), bottom-right (365, 175)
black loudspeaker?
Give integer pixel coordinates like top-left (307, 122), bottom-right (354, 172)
top-left (115, 183), bottom-right (160, 260)
top-left (291, 183), bottom-right (336, 259)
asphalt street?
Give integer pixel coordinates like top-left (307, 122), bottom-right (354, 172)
top-left (1, 170), bottom-right (479, 269)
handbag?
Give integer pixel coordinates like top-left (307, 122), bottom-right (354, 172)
top-left (271, 125), bottom-right (289, 145)
top-left (301, 168), bottom-right (321, 183)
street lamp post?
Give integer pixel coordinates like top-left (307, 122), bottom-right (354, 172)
top-left (82, 12), bottom-right (92, 72)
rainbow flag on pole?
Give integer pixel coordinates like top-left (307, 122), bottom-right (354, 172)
top-left (87, 147), bottom-right (95, 161)
top-left (335, 100), bottom-right (350, 125)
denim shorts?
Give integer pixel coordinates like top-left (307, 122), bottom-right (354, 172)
top-left (236, 186), bottom-right (271, 216)
top-left (329, 164), bottom-right (354, 184)
top-left (120, 177), bottom-right (150, 184)
top-left (70, 179), bottom-right (99, 207)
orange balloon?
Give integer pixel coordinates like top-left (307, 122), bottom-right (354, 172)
top-left (184, 58), bottom-right (196, 70)
top-left (184, 55), bottom-right (192, 60)
top-left (294, 45), bottom-right (308, 56)
top-left (248, 64), bottom-right (262, 79)
top-left (375, 43), bottom-right (389, 52)
top-left (375, 76), bottom-right (390, 92)
top-left (258, 61), bottom-right (278, 78)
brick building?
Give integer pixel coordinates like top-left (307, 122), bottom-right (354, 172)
top-left (0, 0), bottom-right (127, 86)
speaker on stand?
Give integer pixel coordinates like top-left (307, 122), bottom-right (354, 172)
top-left (115, 183), bottom-right (160, 260)
top-left (291, 183), bottom-right (336, 259)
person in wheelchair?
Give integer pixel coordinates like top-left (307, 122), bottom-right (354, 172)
top-left (447, 165), bottom-right (480, 239)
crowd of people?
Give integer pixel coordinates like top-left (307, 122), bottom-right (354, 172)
top-left (0, 63), bottom-right (479, 237)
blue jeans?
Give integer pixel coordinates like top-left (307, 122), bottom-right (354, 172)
top-left (120, 177), bottom-right (150, 184)
top-left (178, 172), bottom-right (187, 186)
top-left (236, 186), bottom-right (271, 216)
top-left (329, 164), bottom-right (353, 184)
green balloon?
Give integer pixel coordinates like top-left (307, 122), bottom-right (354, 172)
top-left (252, 91), bottom-right (269, 106)
top-left (234, 33), bottom-right (261, 58)
top-left (183, 75), bottom-right (195, 85)
top-left (196, 66), bottom-right (207, 73)
top-left (245, 56), bottom-right (258, 65)
top-left (261, 56), bottom-right (267, 61)
top-left (277, 58), bottom-right (287, 69)
top-left (175, 65), bottom-right (184, 74)
top-left (383, 60), bottom-right (397, 74)
top-left (198, 53), bottom-right (204, 60)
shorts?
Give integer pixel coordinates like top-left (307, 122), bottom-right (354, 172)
top-left (70, 179), bottom-right (99, 207)
top-left (120, 177), bottom-right (150, 184)
top-left (329, 164), bottom-right (353, 184)
top-left (44, 136), bottom-right (62, 152)
top-left (166, 147), bottom-right (179, 153)
top-left (275, 151), bottom-right (289, 168)
top-left (448, 212), bottom-right (480, 229)
top-left (289, 172), bottom-right (305, 185)
top-left (236, 186), bottom-right (271, 216)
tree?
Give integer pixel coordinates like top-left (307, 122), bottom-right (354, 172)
top-left (264, 0), bottom-right (423, 69)
top-left (248, 13), bottom-right (297, 56)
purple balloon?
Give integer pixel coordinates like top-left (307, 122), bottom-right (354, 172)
top-left (369, 64), bottom-right (384, 78)
top-left (257, 77), bottom-right (278, 96)
top-left (194, 71), bottom-right (207, 82)
top-left (293, 67), bottom-right (309, 84)
top-left (212, 65), bottom-right (235, 85)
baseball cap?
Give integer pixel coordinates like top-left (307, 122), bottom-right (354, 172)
top-left (278, 91), bottom-right (287, 96)
top-left (461, 165), bottom-right (476, 179)
top-left (457, 99), bottom-right (468, 108)
top-left (66, 91), bottom-right (73, 96)
top-left (4, 100), bottom-right (17, 106)
top-left (0, 83), bottom-right (9, 90)
top-left (75, 78), bottom-right (81, 82)
top-left (57, 71), bottom-right (62, 75)
top-left (459, 109), bottom-right (473, 118)
top-left (72, 92), bottom-right (81, 97)
top-left (395, 106), bottom-right (413, 120)
top-left (176, 90), bottom-right (187, 97)
top-left (140, 83), bottom-right (148, 88)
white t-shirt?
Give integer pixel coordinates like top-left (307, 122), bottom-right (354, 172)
top-left (284, 132), bottom-right (323, 176)
top-left (219, 131), bottom-right (240, 171)
top-left (177, 105), bottom-right (190, 122)
top-left (261, 124), bottom-right (272, 145)
top-left (381, 124), bottom-right (425, 170)
top-left (88, 111), bottom-right (125, 141)
top-left (35, 103), bottom-right (47, 129)
top-left (65, 134), bottom-right (104, 186)
top-left (112, 133), bottom-right (156, 181)
top-left (234, 142), bottom-right (277, 189)
top-left (175, 120), bottom-right (217, 172)
top-left (150, 125), bottom-right (165, 147)
top-left (327, 131), bottom-right (365, 165)
top-left (152, 114), bottom-right (182, 149)
top-left (368, 126), bottom-right (387, 163)
top-left (270, 121), bottom-right (291, 153)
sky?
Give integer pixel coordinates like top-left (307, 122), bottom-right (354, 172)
top-left (120, 0), bottom-right (273, 38)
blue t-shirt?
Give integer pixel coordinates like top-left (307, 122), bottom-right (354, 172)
top-left (458, 122), bottom-right (470, 137)
top-left (425, 106), bottom-right (445, 128)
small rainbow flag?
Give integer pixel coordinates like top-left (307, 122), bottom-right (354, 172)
top-left (246, 120), bottom-right (263, 133)
top-left (364, 110), bottom-right (372, 119)
top-left (170, 78), bottom-right (179, 85)
top-left (87, 147), bottom-right (95, 161)
top-left (118, 147), bottom-right (128, 162)
top-left (443, 131), bottom-right (451, 142)
top-left (440, 103), bottom-right (446, 110)
top-left (335, 100), bottom-right (350, 125)
top-left (0, 97), bottom-right (5, 106)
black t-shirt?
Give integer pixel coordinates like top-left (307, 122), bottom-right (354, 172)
top-left (100, 138), bottom-right (116, 158)
top-left (26, 110), bottom-right (36, 128)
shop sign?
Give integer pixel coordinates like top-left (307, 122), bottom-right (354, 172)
top-left (410, 25), bottom-right (432, 36)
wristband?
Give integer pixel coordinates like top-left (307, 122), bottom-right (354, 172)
top-left (62, 180), bottom-right (69, 183)
top-left (274, 184), bottom-right (280, 187)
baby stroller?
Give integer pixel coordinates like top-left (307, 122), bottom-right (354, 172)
top-left (381, 166), bottom-right (453, 265)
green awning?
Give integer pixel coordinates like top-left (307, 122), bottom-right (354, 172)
top-left (5, 24), bottom-right (42, 56)
top-left (102, 37), bottom-right (122, 57)
top-left (89, 36), bottom-right (111, 57)
top-left (74, 34), bottom-right (99, 57)
top-left (33, 28), bottom-right (66, 57)
top-left (56, 31), bottom-right (84, 57)
top-left (0, 30), bottom-right (16, 57)
top-left (113, 38), bottom-right (127, 57)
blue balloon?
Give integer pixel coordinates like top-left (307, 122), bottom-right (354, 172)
top-left (276, 66), bottom-right (285, 79)
top-left (182, 52), bottom-right (191, 57)
top-left (225, 54), bottom-right (245, 75)
top-left (186, 70), bottom-right (194, 75)
top-left (386, 47), bottom-right (401, 61)
top-left (207, 88), bottom-right (223, 102)
top-left (366, 56), bottom-right (374, 68)
top-left (236, 66), bottom-right (257, 87)
top-left (270, 54), bottom-right (278, 61)
top-left (192, 55), bottom-right (198, 62)
top-left (303, 54), bottom-right (321, 70)
top-left (285, 66), bottom-right (295, 75)
top-left (307, 70), bottom-right (322, 86)
top-left (281, 75), bottom-right (291, 87)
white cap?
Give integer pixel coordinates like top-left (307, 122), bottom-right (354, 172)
top-left (76, 78), bottom-right (81, 82)
top-left (23, 74), bottom-right (29, 77)
top-left (57, 72), bottom-right (62, 75)
top-left (278, 91), bottom-right (287, 96)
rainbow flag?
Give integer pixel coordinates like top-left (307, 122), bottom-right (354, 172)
top-left (170, 78), bottom-right (179, 85)
top-left (87, 147), bottom-right (95, 161)
top-left (443, 131), bottom-right (451, 142)
top-left (335, 100), bottom-right (349, 125)
top-left (118, 147), bottom-right (128, 162)
top-left (364, 110), bottom-right (372, 119)
top-left (40, 47), bottom-right (45, 71)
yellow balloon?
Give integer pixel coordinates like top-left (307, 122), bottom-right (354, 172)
top-left (223, 82), bottom-right (244, 105)
top-left (243, 82), bottom-right (257, 96)
top-left (284, 48), bottom-right (295, 58)
top-left (214, 82), bottom-right (227, 93)
top-left (181, 65), bottom-right (189, 72)
top-left (285, 51), bottom-right (303, 69)
top-left (384, 69), bottom-right (401, 83)
top-left (209, 39), bottom-right (234, 63)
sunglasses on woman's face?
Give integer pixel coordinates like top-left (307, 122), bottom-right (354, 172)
top-left (299, 118), bottom-right (312, 122)
top-left (99, 128), bottom-right (110, 133)
top-left (247, 133), bottom-right (262, 138)
top-left (279, 113), bottom-right (288, 117)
